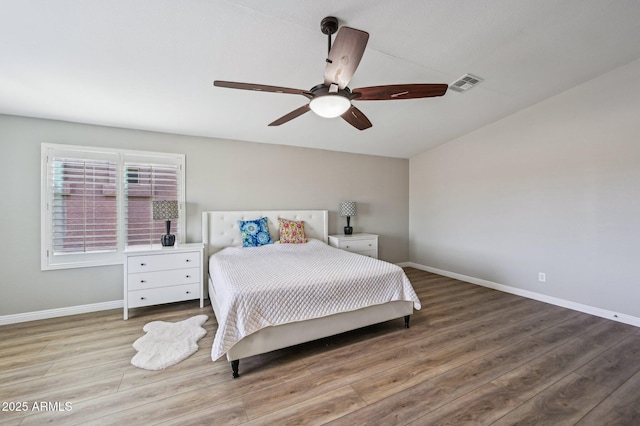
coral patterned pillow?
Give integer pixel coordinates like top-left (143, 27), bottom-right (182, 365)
top-left (278, 217), bottom-right (307, 244)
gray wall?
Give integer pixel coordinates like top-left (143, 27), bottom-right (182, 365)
top-left (0, 115), bottom-right (409, 316)
top-left (410, 58), bottom-right (640, 318)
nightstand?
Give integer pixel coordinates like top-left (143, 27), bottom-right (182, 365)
top-left (123, 243), bottom-right (204, 320)
top-left (328, 233), bottom-right (378, 258)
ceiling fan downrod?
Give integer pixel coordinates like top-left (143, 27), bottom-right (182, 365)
top-left (320, 16), bottom-right (339, 63)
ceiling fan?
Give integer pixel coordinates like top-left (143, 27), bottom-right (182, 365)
top-left (213, 16), bottom-right (448, 130)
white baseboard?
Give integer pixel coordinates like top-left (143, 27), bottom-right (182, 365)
top-left (5, 263), bottom-right (640, 329)
top-left (0, 300), bottom-right (124, 326)
top-left (400, 262), bottom-right (640, 328)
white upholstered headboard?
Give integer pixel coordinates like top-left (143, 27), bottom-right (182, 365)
top-left (202, 210), bottom-right (329, 258)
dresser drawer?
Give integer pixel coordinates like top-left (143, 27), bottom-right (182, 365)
top-left (127, 267), bottom-right (201, 291)
top-left (128, 283), bottom-right (200, 308)
top-left (123, 244), bottom-right (204, 320)
top-left (127, 251), bottom-right (201, 274)
top-left (337, 239), bottom-right (376, 252)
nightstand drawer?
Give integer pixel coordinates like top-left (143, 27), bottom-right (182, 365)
top-left (127, 251), bottom-right (201, 273)
top-left (128, 283), bottom-right (200, 308)
top-left (338, 239), bottom-right (376, 252)
top-left (328, 233), bottom-right (379, 259)
top-left (356, 249), bottom-right (378, 258)
top-left (127, 267), bottom-right (201, 291)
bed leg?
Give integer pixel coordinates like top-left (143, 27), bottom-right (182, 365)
top-left (231, 360), bottom-right (240, 378)
top-left (404, 315), bottom-right (410, 329)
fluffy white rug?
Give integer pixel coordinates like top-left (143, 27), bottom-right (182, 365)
top-left (131, 314), bottom-right (208, 370)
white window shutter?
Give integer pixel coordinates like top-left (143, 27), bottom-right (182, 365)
top-left (41, 144), bottom-right (185, 270)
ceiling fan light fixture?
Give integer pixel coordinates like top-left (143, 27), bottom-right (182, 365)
top-left (309, 94), bottom-right (351, 118)
top-left (213, 18), bottom-right (448, 130)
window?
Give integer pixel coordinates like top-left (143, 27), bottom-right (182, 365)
top-left (41, 144), bottom-right (185, 270)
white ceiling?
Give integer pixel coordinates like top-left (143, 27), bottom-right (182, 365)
top-left (2, 1), bottom-right (640, 159)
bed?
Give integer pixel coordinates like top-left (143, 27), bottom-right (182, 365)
top-left (202, 210), bottom-right (420, 378)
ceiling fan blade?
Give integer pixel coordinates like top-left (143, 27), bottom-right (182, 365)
top-left (341, 105), bottom-right (372, 130)
top-left (351, 84), bottom-right (448, 101)
top-left (214, 80), bottom-right (311, 97)
top-left (268, 104), bottom-right (311, 126)
top-left (324, 27), bottom-right (369, 90)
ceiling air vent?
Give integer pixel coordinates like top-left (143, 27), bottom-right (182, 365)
top-left (449, 74), bottom-right (483, 93)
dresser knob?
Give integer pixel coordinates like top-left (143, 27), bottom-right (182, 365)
top-left (186, 259), bottom-right (191, 263)
top-left (140, 280), bottom-right (146, 283)
top-left (140, 263), bottom-right (146, 266)
top-left (186, 291), bottom-right (191, 294)
top-left (186, 275), bottom-right (191, 278)
top-left (140, 297), bottom-right (146, 300)
top-left (346, 245), bottom-right (350, 248)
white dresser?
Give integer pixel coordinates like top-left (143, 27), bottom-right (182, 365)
top-left (328, 233), bottom-right (379, 259)
top-left (123, 243), bottom-right (204, 320)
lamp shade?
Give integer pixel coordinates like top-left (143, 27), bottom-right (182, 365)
top-left (152, 200), bottom-right (179, 220)
top-left (340, 201), bottom-right (357, 217)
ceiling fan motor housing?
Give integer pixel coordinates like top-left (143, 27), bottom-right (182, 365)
top-left (310, 83), bottom-right (351, 98)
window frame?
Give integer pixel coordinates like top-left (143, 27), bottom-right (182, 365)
top-left (41, 143), bottom-right (186, 270)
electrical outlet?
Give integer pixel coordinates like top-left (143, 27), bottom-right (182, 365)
top-left (538, 272), bottom-right (546, 283)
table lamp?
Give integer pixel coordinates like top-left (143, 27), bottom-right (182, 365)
top-left (340, 201), bottom-right (357, 235)
top-left (152, 200), bottom-right (179, 246)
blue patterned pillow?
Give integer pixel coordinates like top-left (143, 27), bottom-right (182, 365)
top-left (238, 217), bottom-right (273, 247)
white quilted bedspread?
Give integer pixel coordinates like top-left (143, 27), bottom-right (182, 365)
top-left (209, 239), bottom-right (421, 360)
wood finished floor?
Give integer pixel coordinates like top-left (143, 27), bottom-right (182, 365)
top-left (1, 268), bottom-right (640, 425)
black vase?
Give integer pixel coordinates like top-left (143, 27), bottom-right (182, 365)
top-left (161, 233), bottom-right (176, 246)
top-left (161, 219), bottom-right (176, 246)
top-left (344, 215), bottom-right (353, 235)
